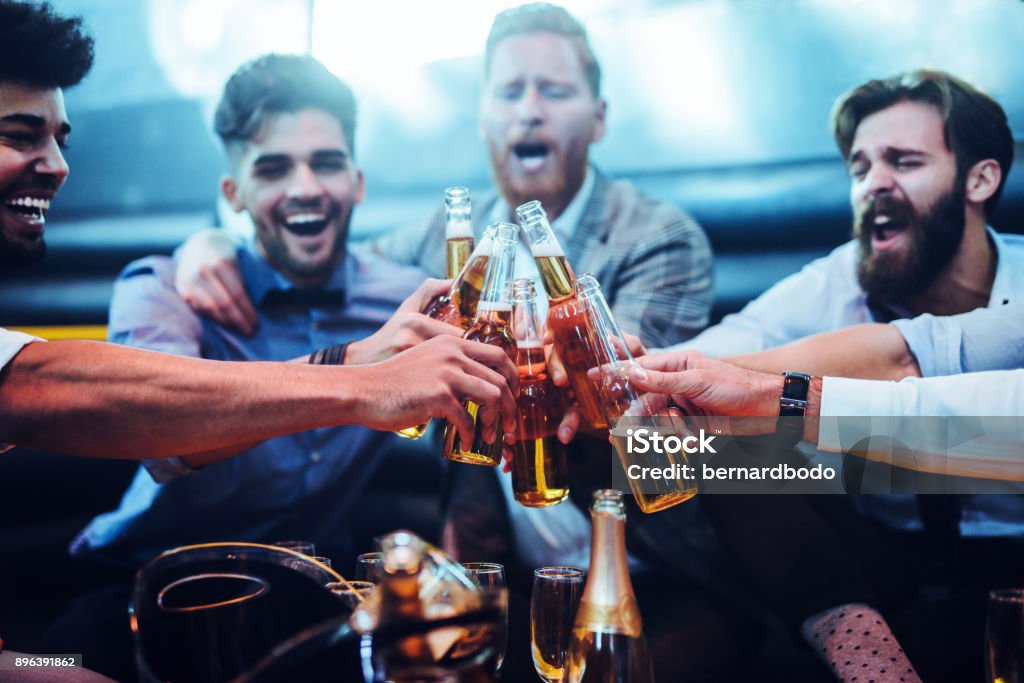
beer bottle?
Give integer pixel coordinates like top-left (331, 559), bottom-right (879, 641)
top-left (510, 278), bottom-right (570, 507)
top-left (442, 223), bottom-right (518, 466)
top-left (565, 490), bottom-right (654, 683)
top-left (396, 191), bottom-right (481, 440)
top-left (515, 200), bottom-right (606, 429)
top-left (423, 225), bottom-right (495, 330)
top-left (577, 274), bottom-right (698, 514)
top-left (443, 187), bottom-right (474, 279)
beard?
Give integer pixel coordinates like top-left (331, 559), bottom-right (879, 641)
top-left (487, 138), bottom-right (588, 218)
top-left (855, 183), bottom-right (966, 303)
top-left (0, 227), bottom-right (47, 267)
top-left (256, 203), bottom-right (350, 286)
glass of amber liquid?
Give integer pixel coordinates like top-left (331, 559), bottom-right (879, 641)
top-left (531, 566), bottom-right (584, 682)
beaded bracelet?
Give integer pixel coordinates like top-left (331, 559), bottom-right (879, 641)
top-left (308, 342), bottom-right (350, 366)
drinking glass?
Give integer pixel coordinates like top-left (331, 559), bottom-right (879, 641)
top-left (309, 556), bottom-right (333, 569)
top-left (355, 551), bottom-right (385, 583)
top-left (461, 562), bottom-right (508, 673)
top-left (530, 566), bottom-right (584, 682)
top-left (986, 588), bottom-right (1024, 683)
top-left (327, 580), bottom-right (376, 609)
top-left (274, 540), bottom-right (316, 556)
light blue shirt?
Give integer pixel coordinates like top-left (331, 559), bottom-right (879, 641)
top-left (677, 227), bottom-right (1024, 538)
top-left (72, 241), bottom-right (427, 565)
top-left (893, 303), bottom-right (1024, 377)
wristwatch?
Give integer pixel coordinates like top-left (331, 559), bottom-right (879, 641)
top-left (774, 371), bottom-right (811, 447)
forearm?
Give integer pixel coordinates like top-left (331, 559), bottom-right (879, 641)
top-left (0, 340), bottom-right (362, 459)
top-left (727, 323), bottom-right (921, 381)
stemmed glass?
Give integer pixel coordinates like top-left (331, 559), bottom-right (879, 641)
top-left (986, 588), bottom-right (1024, 683)
top-left (530, 566), bottom-right (584, 682)
top-left (462, 562), bottom-right (508, 674)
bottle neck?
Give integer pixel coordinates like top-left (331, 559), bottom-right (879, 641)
top-left (475, 237), bottom-right (516, 318)
top-left (577, 507), bottom-right (642, 637)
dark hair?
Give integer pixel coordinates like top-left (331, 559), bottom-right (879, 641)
top-left (832, 69), bottom-right (1014, 214)
top-left (214, 54), bottom-right (357, 160)
top-left (485, 3), bottom-right (601, 98)
top-left (0, 0), bottom-right (94, 89)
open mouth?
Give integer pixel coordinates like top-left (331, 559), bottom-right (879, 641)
top-left (4, 196), bottom-right (51, 223)
top-left (870, 212), bottom-right (908, 244)
top-left (512, 141), bottom-right (551, 172)
top-left (280, 212), bottom-right (330, 237)
top-left (862, 195), bottom-right (911, 248)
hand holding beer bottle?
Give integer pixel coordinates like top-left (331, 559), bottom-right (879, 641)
top-left (442, 223), bottom-right (519, 466)
top-left (396, 188), bottom-right (480, 439)
top-left (510, 278), bottom-right (570, 507)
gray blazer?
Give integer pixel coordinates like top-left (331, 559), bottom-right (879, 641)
top-left (366, 169), bottom-right (714, 348)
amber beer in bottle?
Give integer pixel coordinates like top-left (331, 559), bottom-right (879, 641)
top-left (423, 226), bottom-right (493, 330)
top-left (515, 200), bottom-right (607, 429)
top-left (578, 274), bottom-right (698, 514)
top-left (442, 223), bottom-right (518, 466)
top-left (511, 278), bottom-right (569, 507)
top-left (443, 187), bottom-right (474, 279)
top-left (565, 490), bottom-right (654, 683)
top-left (396, 189), bottom-right (480, 439)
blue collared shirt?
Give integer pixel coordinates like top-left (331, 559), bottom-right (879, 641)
top-left (72, 240), bottom-right (427, 565)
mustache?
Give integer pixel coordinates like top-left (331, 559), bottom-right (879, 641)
top-left (5, 175), bottom-right (60, 196)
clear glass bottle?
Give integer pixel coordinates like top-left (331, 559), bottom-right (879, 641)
top-left (441, 222), bottom-right (518, 466)
top-left (396, 193), bottom-right (480, 440)
top-left (422, 225), bottom-right (494, 331)
top-left (565, 490), bottom-right (654, 683)
top-left (516, 200), bottom-right (607, 429)
top-left (443, 187), bottom-right (474, 279)
top-left (577, 274), bottom-right (698, 514)
top-left (511, 278), bottom-right (570, 507)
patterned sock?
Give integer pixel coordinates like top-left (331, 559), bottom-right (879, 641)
top-left (801, 603), bottom-right (921, 683)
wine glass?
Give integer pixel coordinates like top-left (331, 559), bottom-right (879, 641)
top-left (531, 566), bottom-right (584, 682)
top-left (462, 562), bottom-right (508, 673)
top-left (986, 588), bottom-right (1024, 683)
top-left (355, 551), bottom-right (385, 583)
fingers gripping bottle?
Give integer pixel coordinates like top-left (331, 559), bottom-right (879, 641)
top-left (441, 223), bottom-right (518, 466)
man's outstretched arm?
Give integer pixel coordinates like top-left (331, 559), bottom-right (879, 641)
top-left (0, 336), bottom-right (517, 461)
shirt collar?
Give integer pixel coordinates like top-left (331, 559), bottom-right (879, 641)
top-left (987, 226), bottom-right (1021, 307)
top-left (488, 164), bottom-right (597, 241)
top-left (239, 237), bottom-right (350, 307)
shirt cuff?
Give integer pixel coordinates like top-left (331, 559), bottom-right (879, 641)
top-left (816, 376), bottom-right (897, 453)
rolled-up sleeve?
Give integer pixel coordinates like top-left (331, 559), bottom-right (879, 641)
top-left (893, 304), bottom-right (1024, 377)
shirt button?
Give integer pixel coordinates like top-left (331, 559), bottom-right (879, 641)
top-left (311, 451), bottom-right (321, 463)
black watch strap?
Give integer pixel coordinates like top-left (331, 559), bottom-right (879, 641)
top-left (775, 372), bottom-right (811, 447)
